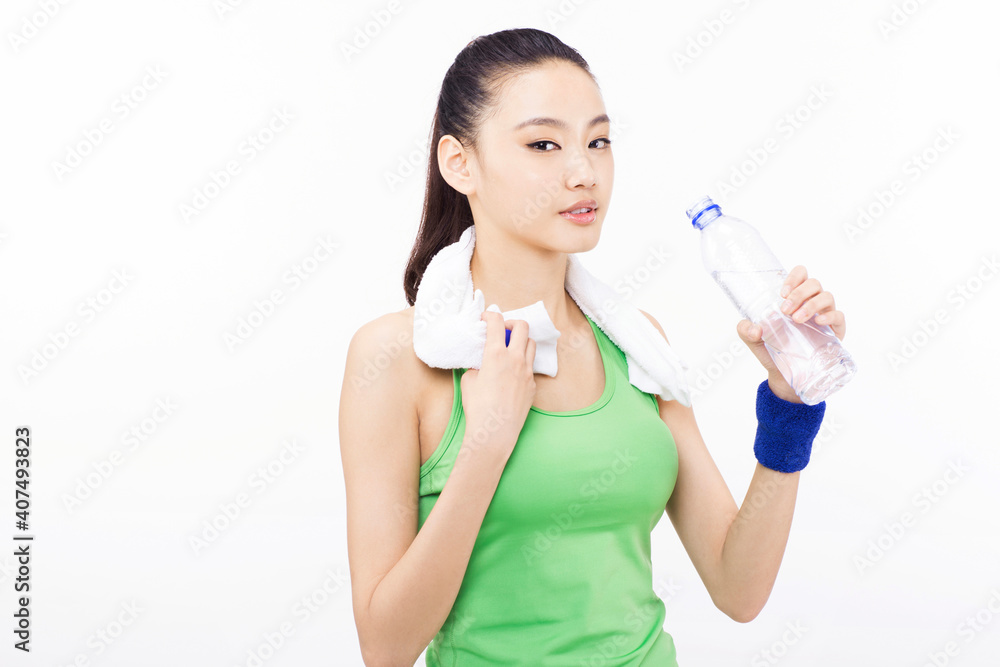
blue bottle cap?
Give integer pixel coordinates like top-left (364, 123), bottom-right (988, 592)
top-left (505, 328), bottom-right (511, 347)
top-left (686, 195), bottom-right (723, 230)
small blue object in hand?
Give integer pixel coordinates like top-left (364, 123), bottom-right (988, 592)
top-left (505, 328), bottom-right (511, 347)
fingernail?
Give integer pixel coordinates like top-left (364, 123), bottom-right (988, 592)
top-left (781, 299), bottom-right (793, 314)
top-left (780, 285), bottom-right (790, 298)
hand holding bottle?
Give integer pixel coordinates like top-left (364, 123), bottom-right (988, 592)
top-left (736, 265), bottom-right (847, 403)
top-left (687, 196), bottom-right (857, 404)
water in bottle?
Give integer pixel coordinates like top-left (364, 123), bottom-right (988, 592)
top-left (686, 196), bottom-right (856, 404)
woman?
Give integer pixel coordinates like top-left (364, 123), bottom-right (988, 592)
top-left (340, 28), bottom-right (846, 666)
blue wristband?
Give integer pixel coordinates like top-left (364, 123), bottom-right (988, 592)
top-left (753, 380), bottom-right (826, 473)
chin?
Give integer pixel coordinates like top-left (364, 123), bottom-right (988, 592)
top-left (558, 219), bottom-right (602, 252)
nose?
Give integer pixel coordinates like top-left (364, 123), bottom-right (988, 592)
top-left (563, 149), bottom-right (597, 189)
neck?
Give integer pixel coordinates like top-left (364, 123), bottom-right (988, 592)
top-left (469, 224), bottom-right (578, 333)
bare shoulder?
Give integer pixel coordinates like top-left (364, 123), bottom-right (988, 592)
top-left (342, 306), bottom-right (423, 407)
top-left (638, 309), bottom-right (671, 344)
top-left (638, 308), bottom-right (696, 418)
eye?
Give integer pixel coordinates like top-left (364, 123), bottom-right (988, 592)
top-left (527, 138), bottom-right (613, 152)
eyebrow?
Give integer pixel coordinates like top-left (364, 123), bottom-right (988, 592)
top-left (512, 114), bottom-right (611, 132)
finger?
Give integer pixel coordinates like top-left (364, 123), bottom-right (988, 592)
top-left (789, 289), bottom-right (835, 324)
top-left (506, 319), bottom-right (529, 350)
top-left (525, 337), bottom-right (537, 369)
top-left (481, 310), bottom-right (503, 350)
top-left (814, 305), bottom-right (840, 326)
top-left (818, 309), bottom-right (847, 340)
top-left (780, 265), bottom-right (808, 298)
top-left (738, 318), bottom-right (761, 342)
top-left (782, 277), bottom-right (823, 317)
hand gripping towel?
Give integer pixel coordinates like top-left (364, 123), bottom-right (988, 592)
top-left (412, 225), bottom-right (693, 406)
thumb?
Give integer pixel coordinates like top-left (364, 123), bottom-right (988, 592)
top-left (737, 319), bottom-right (777, 374)
top-left (737, 318), bottom-right (763, 344)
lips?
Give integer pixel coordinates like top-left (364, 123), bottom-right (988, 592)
top-left (560, 199), bottom-right (598, 214)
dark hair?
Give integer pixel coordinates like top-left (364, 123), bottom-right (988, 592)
top-left (402, 28), bottom-right (595, 306)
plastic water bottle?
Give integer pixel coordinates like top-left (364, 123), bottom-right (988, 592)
top-left (686, 196), bottom-right (857, 404)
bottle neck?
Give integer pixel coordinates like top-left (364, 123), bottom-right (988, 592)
top-left (686, 196), bottom-right (723, 230)
top-left (692, 204), bottom-right (722, 229)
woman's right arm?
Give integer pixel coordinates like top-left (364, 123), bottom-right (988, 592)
top-left (339, 311), bottom-right (535, 666)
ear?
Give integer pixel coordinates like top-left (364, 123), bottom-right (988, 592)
top-left (438, 134), bottom-right (476, 196)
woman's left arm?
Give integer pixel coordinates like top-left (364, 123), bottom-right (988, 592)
top-left (639, 265), bottom-right (847, 622)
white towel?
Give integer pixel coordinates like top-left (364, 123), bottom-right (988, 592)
top-left (412, 225), bottom-right (693, 406)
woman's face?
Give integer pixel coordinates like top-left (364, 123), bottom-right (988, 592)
top-left (463, 60), bottom-right (614, 252)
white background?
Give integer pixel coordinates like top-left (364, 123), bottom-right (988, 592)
top-left (2, 0), bottom-right (999, 665)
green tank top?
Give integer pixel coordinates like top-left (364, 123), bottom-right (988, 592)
top-left (418, 314), bottom-right (681, 666)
